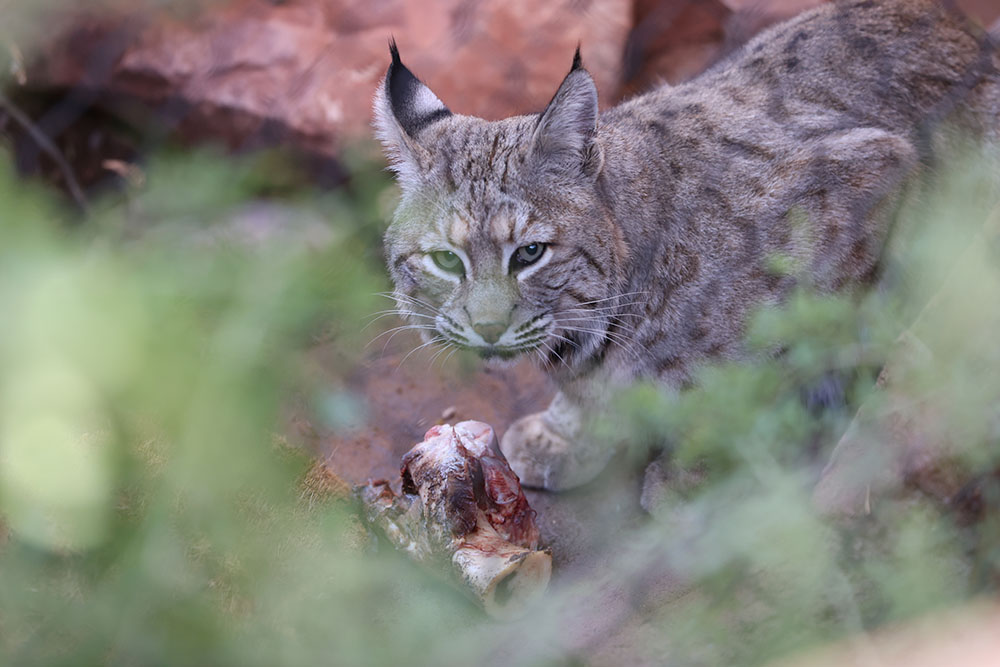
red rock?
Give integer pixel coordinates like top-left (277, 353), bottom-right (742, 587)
top-left (19, 0), bottom-right (997, 169)
top-left (952, 0), bottom-right (1000, 27)
top-left (619, 0), bottom-right (731, 96)
top-left (617, 0), bottom-right (828, 97)
top-left (28, 0), bottom-right (631, 158)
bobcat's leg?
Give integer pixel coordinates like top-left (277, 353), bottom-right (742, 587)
top-left (500, 391), bottom-right (616, 491)
top-left (800, 127), bottom-right (919, 289)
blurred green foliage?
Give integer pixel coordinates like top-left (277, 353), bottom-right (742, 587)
top-left (0, 139), bottom-right (996, 666)
top-left (0, 147), bottom-right (457, 665)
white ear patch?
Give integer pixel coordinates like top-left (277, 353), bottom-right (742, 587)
top-left (412, 85), bottom-right (448, 119)
top-left (373, 43), bottom-right (453, 187)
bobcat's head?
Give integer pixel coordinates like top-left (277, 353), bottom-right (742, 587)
top-left (374, 42), bottom-right (627, 372)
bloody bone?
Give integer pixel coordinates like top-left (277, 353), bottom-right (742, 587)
top-left (357, 421), bottom-right (551, 618)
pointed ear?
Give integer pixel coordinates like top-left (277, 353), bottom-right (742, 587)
top-left (531, 48), bottom-right (603, 179)
top-left (373, 40), bottom-right (452, 184)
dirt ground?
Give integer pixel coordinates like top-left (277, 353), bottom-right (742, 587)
top-left (310, 327), bottom-right (653, 568)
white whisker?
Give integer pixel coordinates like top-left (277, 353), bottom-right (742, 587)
top-left (559, 324), bottom-right (643, 361)
top-left (366, 323), bottom-right (438, 360)
top-left (362, 310), bottom-right (437, 331)
top-left (398, 336), bottom-right (445, 368)
top-left (427, 342), bottom-right (454, 369)
top-left (376, 291), bottom-right (445, 316)
top-left (442, 346), bottom-right (460, 367)
top-left (571, 290), bottom-right (650, 307)
top-left (538, 339), bottom-right (570, 370)
top-left (366, 323), bottom-right (437, 348)
top-left (561, 300), bottom-right (646, 316)
top-left (546, 331), bottom-right (581, 349)
top-left (554, 316), bottom-right (639, 334)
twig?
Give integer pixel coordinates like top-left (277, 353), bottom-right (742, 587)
top-left (7, 42), bottom-right (27, 85)
top-left (0, 92), bottom-right (88, 212)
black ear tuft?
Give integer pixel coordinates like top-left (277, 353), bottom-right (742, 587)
top-left (389, 37), bottom-right (401, 66)
top-left (571, 45), bottom-right (583, 72)
top-left (384, 40), bottom-right (452, 139)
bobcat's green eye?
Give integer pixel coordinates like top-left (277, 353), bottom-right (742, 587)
top-left (511, 243), bottom-right (547, 271)
top-left (431, 250), bottom-right (464, 274)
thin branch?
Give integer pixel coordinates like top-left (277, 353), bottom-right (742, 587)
top-left (0, 92), bottom-right (88, 212)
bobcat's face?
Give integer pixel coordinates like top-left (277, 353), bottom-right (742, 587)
top-left (386, 164), bottom-right (618, 368)
top-left (375, 44), bottom-right (625, 370)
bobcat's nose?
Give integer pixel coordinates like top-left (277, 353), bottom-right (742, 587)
top-left (473, 321), bottom-right (507, 345)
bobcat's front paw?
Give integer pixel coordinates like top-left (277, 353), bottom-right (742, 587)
top-left (500, 412), bottom-right (614, 491)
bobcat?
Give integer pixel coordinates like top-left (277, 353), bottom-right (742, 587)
top-left (374, 0), bottom-right (1000, 491)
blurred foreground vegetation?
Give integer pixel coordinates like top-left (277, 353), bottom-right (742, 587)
top-left (0, 148), bottom-right (419, 664)
top-left (0, 138), bottom-right (996, 666)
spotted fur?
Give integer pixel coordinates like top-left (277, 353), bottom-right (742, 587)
top-left (374, 0), bottom-right (1000, 490)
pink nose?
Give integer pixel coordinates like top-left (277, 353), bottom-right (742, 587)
top-left (473, 322), bottom-right (506, 344)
